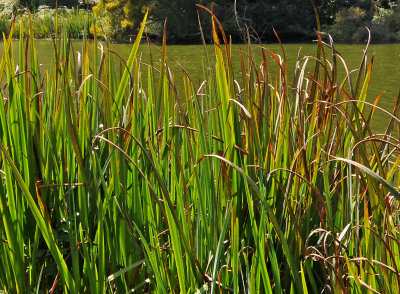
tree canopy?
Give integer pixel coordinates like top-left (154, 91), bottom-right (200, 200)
top-left (91, 0), bottom-right (149, 40)
top-left (10, 0), bottom-right (400, 43)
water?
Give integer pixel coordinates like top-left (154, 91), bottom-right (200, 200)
top-left (113, 43), bottom-right (400, 127)
top-left (5, 40), bottom-right (400, 131)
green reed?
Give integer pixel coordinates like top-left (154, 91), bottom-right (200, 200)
top-left (0, 7), bottom-right (93, 39)
top-left (0, 10), bottom-right (399, 293)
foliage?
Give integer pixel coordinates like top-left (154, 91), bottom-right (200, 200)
top-left (17, 0), bottom-right (97, 9)
top-left (149, 0), bottom-right (319, 43)
top-left (0, 6), bottom-right (93, 38)
top-left (1, 10), bottom-right (400, 293)
top-left (326, 0), bottom-right (400, 42)
top-left (89, 0), bottom-right (400, 43)
top-left (18, 0), bottom-right (79, 9)
top-left (92, 0), bottom-right (149, 40)
top-left (150, 0), bottom-right (204, 43)
top-left (329, 6), bottom-right (371, 43)
top-left (3, 0), bottom-right (400, 43)
top-left (313, 0), bottom-right (352, 25)
top-left (371, 0), bottom-right (400, 42)
top-left (239, 0), bottom-right (316, 41)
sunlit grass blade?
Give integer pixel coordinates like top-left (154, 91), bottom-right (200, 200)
top-left (113, 10), bottom-right (148, 120)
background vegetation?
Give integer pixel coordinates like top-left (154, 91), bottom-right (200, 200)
top-left (6, 7), bottom-right (92, 38)
top-left (86, 0), bottom-right (400, 43)
top-left (0, 0), bottom-right (400, 43)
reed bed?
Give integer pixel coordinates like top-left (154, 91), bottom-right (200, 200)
top-left (0, 6), bottom-right (93, 39)
top-left (0, 10), bottom-right (400, 293)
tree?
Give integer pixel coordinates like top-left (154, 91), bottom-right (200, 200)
top-left (314, 0), bottom-right (352, 25)
top-left (92, 0), bottom-right (149, 40)
top-left (330, 6), bottom-right (371, 43)
top-left (371, 0), bottom-right (400, 42)
top-left (89, 0), bottom-right (400, 43)
top-left (150, 0), bottom-right (200, 42)
top-left (230, 0), bottom-right (317, 42)
top-left (151, 0), bottom-right (319, 43)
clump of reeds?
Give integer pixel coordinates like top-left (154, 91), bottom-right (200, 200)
top-left (0, 5), bottom-right (93, 39)
top-left (0, 9), bottom-right (399, 293)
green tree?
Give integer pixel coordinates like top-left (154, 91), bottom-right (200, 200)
top-left (92, 0), bottom-right (149, 40)
top-left (314, 0), bottom-right (352, 25)
top-left (325, 0), bottom-right (400, 42)
top-left (371, 0), bottom-right (400, 42)
top-left (230, 0), bottom-right (317, 42)
top-left (89, 0), bottom-right (400, 43)
top-left (150, 0), bottom-right (320, 43)
top-left (330, 6), bottom-right (371, 43)
top-left (150, 0), bottom-right (200, 42)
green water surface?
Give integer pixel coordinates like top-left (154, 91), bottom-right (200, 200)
top-left (6, 41), bottom-right (400, 131)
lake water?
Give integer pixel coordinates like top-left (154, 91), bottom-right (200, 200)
top-left (5, 41), bottom-right (400, 131)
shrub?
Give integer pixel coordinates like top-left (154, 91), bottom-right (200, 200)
top-left (371, 1), bottom-right (400, 42)
top-left (92, 0), bottom-right (148, 41)
top-left (330, 6), bottom-right (371, 43)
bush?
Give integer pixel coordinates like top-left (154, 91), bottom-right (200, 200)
top-left (329, 6), bottom-right (371, 43)
top-left (92, 0), bottom-right (148, 41)
top-left (371, 2), bottom-right (400, 42)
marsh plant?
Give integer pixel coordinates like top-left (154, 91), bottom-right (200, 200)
top-left (0, 9), bottom-right (399, 293)
top-left (0, 5), bottom-right (93, 39)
